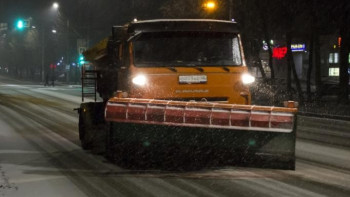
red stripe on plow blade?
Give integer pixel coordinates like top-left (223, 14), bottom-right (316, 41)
top-left (105, 98), bottom-right (297, 133)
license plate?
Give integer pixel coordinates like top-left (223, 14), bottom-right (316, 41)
top-left (179, 75), bottom-right (207, 84)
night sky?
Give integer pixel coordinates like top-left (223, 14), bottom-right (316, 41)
top-left (0, 0), bottom-right (164, 44)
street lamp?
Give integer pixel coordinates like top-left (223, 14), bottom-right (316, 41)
top-left (52, 2), bottom-right (59, 10)
top-left (203, 0), bottom-right (234, 21)
top-left (203, 1), bottom-right (216, 11)
top-left (39, 2), bottom-right (60, 82)
top-left (51, 2), bottom-right (77, 83)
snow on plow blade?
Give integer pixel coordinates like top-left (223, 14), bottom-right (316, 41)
top-left (105, 98), bottom-right (298, 169)
top-left (106, 98), bottom-right (297, 132)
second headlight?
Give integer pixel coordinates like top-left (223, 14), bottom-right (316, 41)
top-left (132, 74), bottom-right (147, 86)
top-left (241, 73), bottom-right (255, 85)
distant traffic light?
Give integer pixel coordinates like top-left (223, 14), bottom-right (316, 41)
top-left (16, 19), bottom-right (24, 30)
top-left (78, 54), bottom-right (85, 65)
top-left (50, 64), bottom-right (57, 69)
top-left (15, 19), bottom-right (30, 30)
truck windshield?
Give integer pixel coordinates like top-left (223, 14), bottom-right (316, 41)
top-left (133, 32), bottom-right (242, 67)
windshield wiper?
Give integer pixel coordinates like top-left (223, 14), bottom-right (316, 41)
top-left (185, 63), bottom-right (204, 72)
top-left (194, 66), bottom-right (204, 72)
top-left (222, 66), bottom-right (230, 72)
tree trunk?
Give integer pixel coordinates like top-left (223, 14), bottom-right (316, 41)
top-left (256, 0), bottom-right (274, 79)
top-left (257, 57), bottom-right (267, 79)
top-left (286, 32), bottom-right (304, 104)
top-left (266, 39), bottom-right (275, 79)
top-left (307, 33), bottom-right (314, 101)
top-left (314, 33), bottom-right (322, 98)
top-left (250, 39), bottom-right (267, 80)
top-left (287, 46), bottom-right (292, 99)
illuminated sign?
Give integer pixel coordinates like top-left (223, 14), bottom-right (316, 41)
top-left (272, 47), bottom-right (287, 59)
top-left (262, 43), bottom-right (268, 51)
top-left (291, 44), bottom-right (306, 52)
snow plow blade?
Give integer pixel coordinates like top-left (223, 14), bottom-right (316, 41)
top-left (105, 98), bottom-right (298, 170)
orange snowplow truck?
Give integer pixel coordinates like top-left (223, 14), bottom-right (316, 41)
top-left (79, 19), bottom-right (298, 170)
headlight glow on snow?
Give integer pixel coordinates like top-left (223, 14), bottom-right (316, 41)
top-left (241, 73), bottom-right (255, 85)
top-left (132, 75), bottom-right (147, 86)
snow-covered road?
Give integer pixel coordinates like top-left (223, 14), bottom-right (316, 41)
top-left (0, 77), bottom-right (349, 197)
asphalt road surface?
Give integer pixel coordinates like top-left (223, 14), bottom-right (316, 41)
top-left (0, 76), bottom-right (349, 197)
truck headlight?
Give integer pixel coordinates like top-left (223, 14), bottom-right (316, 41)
top-left (132, 75), bottom-right (147, 86)
top-left (241, 73), bottom-right (255, 85)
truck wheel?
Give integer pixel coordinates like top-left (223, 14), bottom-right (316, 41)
top-left (79, 113), bottom-right (92, 150)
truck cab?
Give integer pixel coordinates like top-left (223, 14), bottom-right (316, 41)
top-left (84, 19), bottom-right (254, 104)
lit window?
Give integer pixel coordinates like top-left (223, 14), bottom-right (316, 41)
top-left (334, 53), bottom-right (339, 63)
top-left (329, 53), bottom-right (339, 64)
top-left (329, 53), bottom-right (334, 63)
top-left (329, 67), bottom-right (339, 76)
top-left (348, 53), bottom-right (350, 64)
